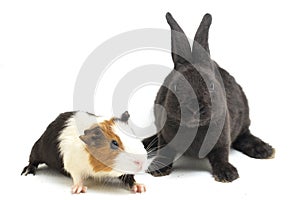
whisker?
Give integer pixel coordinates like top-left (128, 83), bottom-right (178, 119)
top-left (145, 136), bottom-right (158, 151)
top-left (146, 142), bottom-right (165, 154)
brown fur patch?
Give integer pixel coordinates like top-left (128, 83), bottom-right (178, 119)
top-left (88, 151), bottom-right (113, 172)
top-left (99, 118), bottom-right (124, 151)
top-left (86, 118), bottom-right (124, 173)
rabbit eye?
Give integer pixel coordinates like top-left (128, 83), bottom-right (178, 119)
top-left (110, 140), bottom-right (119, 150)
top-left (209, 82), bottom-right (215, 91)
top-left (174, 85), bottom-right (177, 92)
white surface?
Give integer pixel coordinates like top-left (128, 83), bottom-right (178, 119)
top-left (1, 0), bottom-right (299, 199)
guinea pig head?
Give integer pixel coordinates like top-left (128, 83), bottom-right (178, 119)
top-left (80, 112), bottom-right (148, 174)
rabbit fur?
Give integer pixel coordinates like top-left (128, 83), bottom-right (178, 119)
top-left (143, 13), bottom-right (275, 182)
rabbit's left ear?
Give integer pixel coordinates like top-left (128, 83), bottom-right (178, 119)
top-left (192, 13), bottom-right (212, 64)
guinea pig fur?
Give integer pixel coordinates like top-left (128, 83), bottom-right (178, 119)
top-left (143, 13), bottom-right (275, 182)
top-left (22, 111), bottom-right (148, 194)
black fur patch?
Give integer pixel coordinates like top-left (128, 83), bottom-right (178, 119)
top-left (119, 174), bottom-right (136, 189)
top-left (22, 112), bottom-right (75, 176)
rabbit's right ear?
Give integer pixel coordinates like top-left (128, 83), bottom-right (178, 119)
top-left (166, 12), bottom-right (192, 69)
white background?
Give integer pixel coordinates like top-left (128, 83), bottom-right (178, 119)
top-left (1, 0), bottom-right (299, 199)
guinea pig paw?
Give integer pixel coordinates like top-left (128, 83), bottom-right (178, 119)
top-left (71, 184), bottom-right (87, 194)
top-left (132, 183), bottom-right (146, 193)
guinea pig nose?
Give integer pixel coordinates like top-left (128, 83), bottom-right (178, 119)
top-left (134, 160), bottom-right (142, 166)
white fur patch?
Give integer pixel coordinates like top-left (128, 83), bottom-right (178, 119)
top-left (112, 121), bottom-right (148, 174)
top-left (58, 112), bottom-right (124, 184)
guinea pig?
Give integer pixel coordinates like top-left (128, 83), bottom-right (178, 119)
top-left (143, 13), bottom-right (275, 182)
top-left (21, 111), bottom-right (148, 193)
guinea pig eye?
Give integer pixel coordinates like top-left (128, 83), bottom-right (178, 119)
top-left (110, 140), bottom-right (119, 150)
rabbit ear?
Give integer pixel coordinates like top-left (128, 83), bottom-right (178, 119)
top-left (192, 13), bottom-right (212, 55)
top-left (166, 12), bottom-right (192, 69)
top-left (192, 13), bottom-right (212, 64)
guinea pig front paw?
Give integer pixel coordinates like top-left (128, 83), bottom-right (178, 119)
top-left (131, 183), bottom-right (146, 193)
top-left (212, 162), bottom-right (239, 183)
top-left (71, 183), bottom-right (87, 194)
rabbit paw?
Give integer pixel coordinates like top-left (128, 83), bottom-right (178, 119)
top-left (150, 168), bottom-right (172, 177)
top-left (212, 162), bottom-right (239, 182)
top-left (148, 164), bottom-right (173, 177)
top-left (233, 132), bottom-right (275, 159)
top-left (249, 143), bottom-right (275, 159)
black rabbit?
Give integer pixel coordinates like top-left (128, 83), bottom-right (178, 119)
top-left (143, 13), bottom-right (275, 182)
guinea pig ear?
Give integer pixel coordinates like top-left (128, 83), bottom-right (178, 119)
top-left (84, 126), bottom-right (102, 135)
top-left (83, 129), bottom-right (91, 135)
top-left (79, 134), bottom-right (104, 147)
top-left (192, 13), bottom-right (212, 65)
top-left (120, 111), bottom-right (130, 122)
top-left (166, 12), bottom-right (192, 69)
top-left (81, 127), bottom-right (105, 147)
